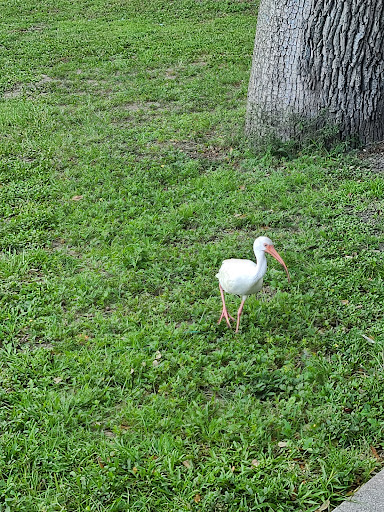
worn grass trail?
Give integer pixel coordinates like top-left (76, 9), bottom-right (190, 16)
top-left (0, 1), bottom-right (384, 511)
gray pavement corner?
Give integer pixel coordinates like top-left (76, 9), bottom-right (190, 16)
top-left (332, 469), bottom-right (384, 512)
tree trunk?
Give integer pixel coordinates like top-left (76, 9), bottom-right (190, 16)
top-left (246, 0), bottom-right (384, 146)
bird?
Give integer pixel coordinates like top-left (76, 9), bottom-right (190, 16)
top-left (216, 236), bottom-right (290, 333)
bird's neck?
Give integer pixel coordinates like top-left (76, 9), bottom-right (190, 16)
top-left (253, 250), bottom-right (267, 281)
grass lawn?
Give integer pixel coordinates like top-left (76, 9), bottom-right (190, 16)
top-left (1, 0), bottom-right (384, 510)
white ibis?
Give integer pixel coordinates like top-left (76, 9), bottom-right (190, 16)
top-left (216, 236), bottom-right (290, 333)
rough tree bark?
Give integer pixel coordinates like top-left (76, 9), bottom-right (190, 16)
top-left (246, 0), bottom-right (384, 145)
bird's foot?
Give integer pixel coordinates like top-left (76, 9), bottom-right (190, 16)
top-left (218, 309), bottom-right (235, 328)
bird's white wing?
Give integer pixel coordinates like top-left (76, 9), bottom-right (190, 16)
top-left (216, 259), bottom-right (262, 296)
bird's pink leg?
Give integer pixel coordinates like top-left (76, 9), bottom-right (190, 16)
top-left (235, 297), bottom-right (246, 333)
top-left (218, 284), bottom-right (234, 328)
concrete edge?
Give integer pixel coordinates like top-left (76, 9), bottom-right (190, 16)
top-left (332, 469), bottom-right (384, 512)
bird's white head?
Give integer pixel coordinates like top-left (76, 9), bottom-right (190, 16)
top-left (253, 236), bottom-right (273, 253)
top-left (253, 236), bottom-right (290, 282)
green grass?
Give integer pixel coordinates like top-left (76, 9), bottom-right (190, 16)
top-left (0, 0), bottom-right (384, 510)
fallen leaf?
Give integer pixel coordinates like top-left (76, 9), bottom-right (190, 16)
top-left (182, 460), bottom-right (192, 469)
top-left (130, 368), bottom-right (135, 374)
top-left (278, 441), bottom-right (288, 448)
top-left (53, 377), bottom-right (63, 384)
top-left (239, 185), bottom-right (245, 190)
top-left (251, 459), bottom-right (259, 467)
top-left (104, 430), bottom-right (115, 438)
top-left (340, 300), bottom-right (349, 305)
top-left (96, 456), bottom-right (104, 468)
top-left (152, 360), bottom-right (159, 367)
top-left (230, 466), bottom-right (235, 472)
top-left (77, 333), bottom-right (89, 341)
top-left (370, 446), bottom-right (381, 461)
top-left (132, 466), bottom-right (138, 474)
top-left (234, 213), bottom-right (246, 218)
top-left (155, 351), bottom-right (162, 360)
top-left (315, 499), bottom-right (330, 512)
top-left (71, 195), bottom-right (83, 201)
top-left (194, 494), bottom-right (201, 503)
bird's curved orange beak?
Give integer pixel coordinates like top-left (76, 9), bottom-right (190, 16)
top-left (265, 244), bottom-right (290, 282)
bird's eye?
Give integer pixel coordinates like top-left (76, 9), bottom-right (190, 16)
top-left (264, 243), bottom-right (267, 247)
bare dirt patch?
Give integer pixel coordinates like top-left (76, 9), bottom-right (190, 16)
top-left (355, 203), bottom-right (383, 224)
top-left (190, 59), bottom-right (208, 67)
top-left (3, 75), bottom-right (55, 99)
top-left (51, 239), bottom-right (83, 259)
top-left (359, 141), bottom-right (384, 174)
top-left (164, 140), bottom-right (228, 161)
top-left (123, 101), bottom-right (162, 112)
top-left (165, 68), bottom-right (177, 80)
top-left (36, 75), bottom-right (54, 86)
top-left (14, 24), bottom-right (47, 33)
top-left (260, 285), bottom-right (277, 300)
top-left (3, 87), bottom-right (23, 99)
